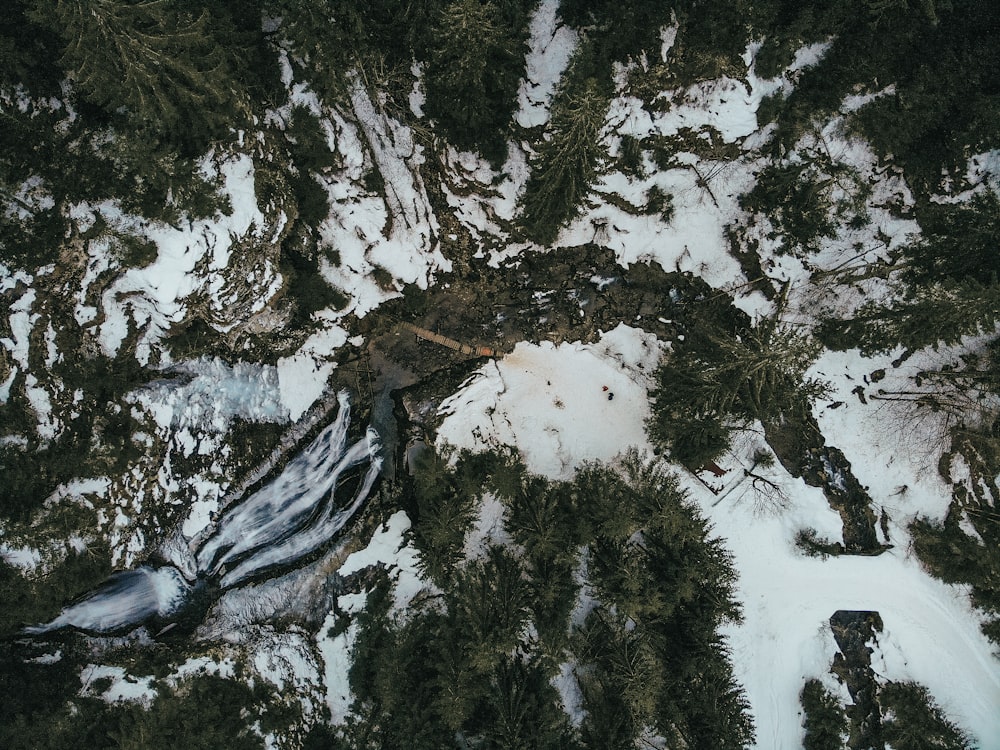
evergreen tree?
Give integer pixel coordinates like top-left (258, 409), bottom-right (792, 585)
top-left (30, 0), bottom-right (248, 147)
top-left (800, 678), bottom-right (847, 750)
top-left (649, 315), bottom-right (827, 466)
top-left (911, 505), bottom-right (1000, 644)
top-left (820, 190), bottom-right (1000, 355)
top-left (408, 448), bottom-right (478, 584)
top-left (819, 279), bottom-right (1000, 356)
top-left (902, 192), bottom-right (1000, 288)
top-left (481, 656), bottom-right (574, 750)
top-left (520, 46), bottom-right (610, 245)
top-left (880, 682), bottom-right (972, 750)
top-left (451, 545), bottom-right (532, 671)
top-left (424, 0), bottom-right (529, 163)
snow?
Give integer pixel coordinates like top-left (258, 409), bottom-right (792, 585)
top-left (551, 661), bottom-right (585, 727)
top-left (432, 326), bottom-right (1000, 749)
top-left (2, 287), bottom-right (36, 379)
top-left (560, 163), bottom-right (757, 291)
top-left (315, 75), bottom-right (450, 320)
top-left (516, 0), bottom-right (579, 129)
top-left (317, 510), bottom-right (426, 723)
top-left (80, 664), bottom-right (156, 704)
top-left (317, 613), bottom-right (357, 725)
top-left (6, 27), bottom-right (998, 749)
top-left (338, 510), bottom-right (424, 611)
top-left (463, 493), bottom-right (511, 561)
top-left (24, 373), bottom-right (56, 439)
top-left (276, 320), bottom-right (347, 420)
top-left (436, 325), bottom-right (663, 480)
top-left (83, 154), bottom-right (275, 362)
top-left (707, 499), bottom-right (1000, 749)
top-left (250, 629), bottom-right (324, 720)
top-left (0, 543), bottom-right (42, 570)
top-left (136, 357), bottom-right (288, 433)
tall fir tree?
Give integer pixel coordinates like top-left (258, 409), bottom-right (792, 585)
top-left (30, 0), bottom-right (247, 146)
top-left (819, 279), bottom-right (1000, 356)
top-left (800, 678), bottom-right (848, 750)
top-left (424, 0), bottom-right (527, 162)
top-left (520, 45), bottom-right (609, 244)
top-left (880, 682), bottom-right (972, 750)
top-left (649, 315), bottom-right (827, 466)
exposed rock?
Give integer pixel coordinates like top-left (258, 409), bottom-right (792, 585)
top-left (830, 610), bottom-right (885, 750)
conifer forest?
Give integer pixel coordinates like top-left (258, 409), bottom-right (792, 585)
top-left (1, 1), bottom-right (999, 748)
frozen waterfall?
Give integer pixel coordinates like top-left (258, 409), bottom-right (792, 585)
top-left (26, 392), bottom-right (381, 635)
top-left (23, 566), bottom-right (192, 635)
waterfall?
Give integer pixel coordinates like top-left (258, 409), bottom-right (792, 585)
top-left (26, 392), bottom-right (380, 635)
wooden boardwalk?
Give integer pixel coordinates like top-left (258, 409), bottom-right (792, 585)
top-left (399, 321), bottom-right (496, 357)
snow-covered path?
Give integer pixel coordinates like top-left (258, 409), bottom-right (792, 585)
top-left (707, 501), bottom-right (1000, 749)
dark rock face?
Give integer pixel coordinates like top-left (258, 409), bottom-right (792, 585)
top-left (764, 412), bottom-right (887, 555)
top-left (830, 610), bottom-right (885, 750)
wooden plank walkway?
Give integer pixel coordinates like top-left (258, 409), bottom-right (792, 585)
top-left (399, 321), bottom-right (496, 357)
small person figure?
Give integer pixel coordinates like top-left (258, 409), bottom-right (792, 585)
top-left (608, 392), bottom-right (614, 401)
top-left (602, 385), bottom-right (609, 392)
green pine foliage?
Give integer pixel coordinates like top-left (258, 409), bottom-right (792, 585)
top-left (342, 450), bottom-right (751, 748)
top-left (0, 544), bottom-right (112, 638)
top-left (880, 681), bottom-right (973, 750)
top-left (819, 191), bottom-right (1000, 355)
top-left (741, 154), bottom-right (870, 257)
top-left (407, 447), bottom-right (482, 584)
top-left (570, 455), bottom-right (750, 749)
top-left (911, 505), bottom-right (1000, 644)
top-left (424, 0), bottom-right (532, 163)
top-left (819, 279), bottom-right (1000, 356)
top-left (0, 669), bottom-right (277, 750)
top-left (558, 0), bottom-right (673, 73)
top-left (270, 0), bottom-right (439, 103)
top-left (753, 0), bottom-right (1000, 193)
top-left (345, 559), bottom-right (576, 749)
top-left (800, 678), bottom-right (848, 750)
top-left (901, 192), bottom-right (1000, 288)
top-left (649, 311), bottom-right (828, 467)
top-left (519, 44), bottom-right (611, 245)
top-left (27, 0), bottom-right (255, 150)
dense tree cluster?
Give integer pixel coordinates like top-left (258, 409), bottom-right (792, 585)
top-left (879, 681), bottom-right (973, 750)
top-left (1, 0), bottom-right (998, 746)
top-left (0, 666), bottom-right (280, 750)
top-left (518, 45), bottom-right (611, 244)
top-left (342, 449), bottom-right (752, 749)
top-left (800, 679), bottom-right (848, 750)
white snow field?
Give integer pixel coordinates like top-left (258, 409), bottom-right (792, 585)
top-left (434, 326), bottom-right (1000, 749)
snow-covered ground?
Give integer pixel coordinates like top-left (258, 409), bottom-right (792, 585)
top-left (433, 325), bottom-right (1000, 749)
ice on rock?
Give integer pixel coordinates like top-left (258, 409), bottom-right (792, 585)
top-left (26, 392), bottom-right (380, 635)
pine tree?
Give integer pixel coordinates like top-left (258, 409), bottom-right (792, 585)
top-left (409, 448), bottom-right (478, 584)
top-left (30, 0), bottom-right (247, 145)
top-left (520, 47), bottom-right (610, 245)
top-left (649, 315), bottom-right (827, 466)
top-left (482, 656), bottom-right (574, 750)
top-left (800, 678), bottom-right (847, 750)
top-left (880, 682), bottom-right (972, 750)
top-left (819, 280), bottom-right (1000, 356)
top-left (450, 546), bottom-right (532, 671)
top-left (424, 0), bottom-right (526, 162)
top-left (902, 192), bottom-right (1000, 288)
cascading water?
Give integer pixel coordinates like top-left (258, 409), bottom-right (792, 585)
top-left (25, 392), bottom-right (381, 635)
